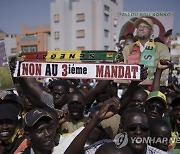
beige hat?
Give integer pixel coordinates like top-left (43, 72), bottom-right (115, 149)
top-left (134, 17), bottom-right (154, 29)
top-left (99, 114), bottom-right (121, 139)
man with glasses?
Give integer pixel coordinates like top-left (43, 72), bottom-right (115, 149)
top-left (96, 108), bottom-right (168, 154)
top-left (122, 17), bottom-right (170, 85)
top-left (96, 108), bottom-right (150, 154)
top-left (169, 97), bottom-right (180, 153)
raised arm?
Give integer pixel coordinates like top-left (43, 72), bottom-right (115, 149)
top-left (64, 97), bottom-right (120, 154)
top-left (17, 77), bottom-right (50, 108)
top-left (9, 57), bottom-right (51, 108)
top-left (85, 80), bottom-right (111, 106)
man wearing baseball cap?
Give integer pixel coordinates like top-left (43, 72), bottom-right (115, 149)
top-left (24, 108), bottom-right (59, 154)
top-left (122, 17), bottom-right (170, 85)
top-left (145, 91), bottom-right (167, 118)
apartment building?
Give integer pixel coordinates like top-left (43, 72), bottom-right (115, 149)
top-left (16, 24), bottom-right (51, 53)
top-left (4, 34), bottom-right (16, 58)
top-left (171, 33), bottom-right (180, 64)
top-left (50, 0), bottom-right (123, 50)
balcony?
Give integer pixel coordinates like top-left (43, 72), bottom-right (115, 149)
top-left (20, 34), bottom-right (37, 42)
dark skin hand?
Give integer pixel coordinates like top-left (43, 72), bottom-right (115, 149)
top-left (169, 83), bottom-right (180, 93)
top-left (64, 97), bottom-right (121, 154)
top-left (55, 109), bottom-right (68, 125)
top-left (151, 59), bottom-right (170, 91)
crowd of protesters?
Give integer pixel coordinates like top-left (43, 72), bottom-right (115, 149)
top-left (0, 17), bottom-right (180, 154)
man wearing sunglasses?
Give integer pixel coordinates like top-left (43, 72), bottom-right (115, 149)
top-left (169, 97), bottom-right (180, 153)
top-left (96, 108), bottom-right (150, 154)
top-left (145, 91), bottom-right (166, 119)
top-left (121, 108), bottom-right (150, 154)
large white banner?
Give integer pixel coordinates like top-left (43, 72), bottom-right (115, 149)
top-left (14, 62), bottom-right (141, 80)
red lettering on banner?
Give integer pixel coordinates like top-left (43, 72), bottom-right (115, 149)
top-left (118, 66), bottom-right (124, 78)
top-left (35, 64), bottom-right (42, 75)
top-left (125, 66), bottom-right (131, 78)
top-left (62, 64), bottom-right (67, 76)
top-left (22, 63), bottom-right (28, 75)
top-left (96, 65), bottom-right (104, 77)
top-left (104, 66), bottom-right (110, 77)
top-left (29, 64), bottom-right (35, 75)
top-left (131, 66), bottom-right (138, 78)
top-left (96, 65), bottom-right (138, 79)
top-left (111, 66), bottom-right (117, 78)
top-left (22, 63), bottom-right (42, 76)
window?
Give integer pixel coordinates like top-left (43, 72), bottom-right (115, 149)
top-left (11, 48), bottom-right (16, 53)
top-left (104, 46), bottom-right (109, 50)
top-left (104, 14), bottom-right (109, 22)
top-left (77, 46), bottom-right (85, 50)
top-left (54, 14), bottom-right (60, 23)
top-left (113, 33), bottom-right (117, 41)
top-left (54, 31), bottom-right (60, 39)
top-left (21, 45), bottom-right (37, 53)
top-left (21, 34), bottom-right (37, 42)
top-left (76, 13), bottom-right (85, 22)
top-left (113, 19), bottom-right (118, 27)
top-left (104, 29), bottom-right (109, 38)
top-left (104, 5), bottom-right (110, 11)
top-left (76, 30), bottom-right (85, 38)
top-left (30, 46), bottom-right (36, 52)
top-left (111, 0), bottom-right (116, 3)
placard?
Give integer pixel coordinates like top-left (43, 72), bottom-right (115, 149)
top-left (14, 62), bottom-right (141, 80)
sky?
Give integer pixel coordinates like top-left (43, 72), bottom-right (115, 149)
top-left (0, 0), bottom-right (180, 35)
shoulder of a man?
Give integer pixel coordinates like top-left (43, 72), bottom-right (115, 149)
top-left (123, 43), bottom-right (134, 52)
top-left (95, 142), bottom-right (116, 154)
top-left (155, 42), bottom-right (170, 59)
top-left (40, 91), bottom-right (54, 108)
top-left (122, 43), bottom-right (135, 63)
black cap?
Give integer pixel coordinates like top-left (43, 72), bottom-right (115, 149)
top-left (2, 94), bottom-right (23, 114)
top-left (25, 108), bottom-right (53, 127)
top-left (0, 103), bottom-right (19, 121)
top-left (4, 94), bottom-right (23, 107)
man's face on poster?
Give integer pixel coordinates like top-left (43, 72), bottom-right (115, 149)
top-left (136, 22), bottom-right (153, 40)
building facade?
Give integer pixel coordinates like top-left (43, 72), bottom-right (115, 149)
top-left (171, 33), bottom-right (180, 64)
top-left (16, 24), bottom-right (51, 53)
top-left (4, 34), bottom-right (17, 58)
top-left (50, 0), bottom-right (123, 50)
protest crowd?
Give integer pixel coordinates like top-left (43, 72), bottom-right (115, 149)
top-left (0, 17), bottom-right (180, 154)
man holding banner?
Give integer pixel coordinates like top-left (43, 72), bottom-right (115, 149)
top-left (122, 17), bottom-right (170, 85)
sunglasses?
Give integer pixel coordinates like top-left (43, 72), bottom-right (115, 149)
top-left (127, 123), bottom-right (149, 132)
